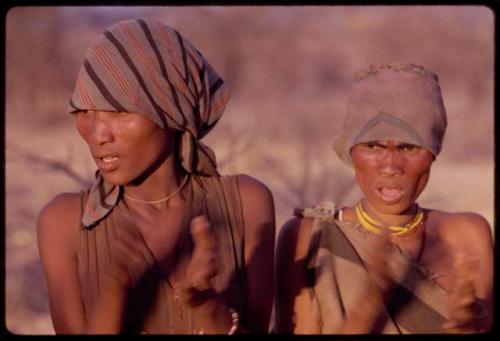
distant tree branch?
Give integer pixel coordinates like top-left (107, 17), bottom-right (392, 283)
top-left (217, 136), bottom-right (254, 169)
top-left (6, 141), bottom-right (93, 188)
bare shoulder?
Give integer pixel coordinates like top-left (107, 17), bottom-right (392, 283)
top-left (235, 174), bottom-right (275, 226)
top-left (37, 192), bottom-right (87, 333)
top-left (233, 175), bottom-right (275, 332)
top-left (235, 174), bottom-right (274, 205)
top-left (37, 192), bottom-right (83, 248)
top-left (38, 192), bottom-right (82, 226)
top-left (435, 210), bottom-right (492, 235)
top-left (232, 174), bottom-right (275, 251)
top-left (430, 209), bottom-right (493, 250)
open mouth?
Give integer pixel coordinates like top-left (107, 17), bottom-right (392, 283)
top-left (376, 186), bottom-right (404, 203)
top-left (95, 155), bottom-right (120, 172)
top-left (102, 156), bottom-right (118, 163)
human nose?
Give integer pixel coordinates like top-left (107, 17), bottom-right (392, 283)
top-left (85, 111), bottom-right (114, 146)
top-left (378, 150), bottom-right (403, 177)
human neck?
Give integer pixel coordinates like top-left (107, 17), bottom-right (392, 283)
top-left (359, 200), bottom-right (419, 227)
top-left (124, 156), bottom-right (187, 205)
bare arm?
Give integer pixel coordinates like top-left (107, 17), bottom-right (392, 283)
top-left (37, 193), bottom-right (87, 333)
top-left (274, 217), bottom-right (320, 333)
top-left (38, 193), bottom-right (146, 334)
top-left (181, 174), bottom-right (275, 334)
top-left (237, 174), bottom-right (276, 333)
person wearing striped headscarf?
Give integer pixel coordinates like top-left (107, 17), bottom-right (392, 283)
top-left (274, 62), bottom-right (493, 334)
top-left (37, 19), bottom-right (275, 334)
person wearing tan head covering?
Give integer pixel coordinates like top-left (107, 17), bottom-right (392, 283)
top-left (274, 62), bottom-right (492, 334)
top-left (37, 19), bottom-right (275, 334)
top-left (333, 63), bottom-right (447, 166)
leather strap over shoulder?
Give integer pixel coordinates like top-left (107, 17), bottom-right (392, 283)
top-left (306, 213), bottom-right (449, 333)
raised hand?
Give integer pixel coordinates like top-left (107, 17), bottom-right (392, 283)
top-left (177, 215), bottom-right (240, 334)
top-left (444, 253), bottom-right (488, 333)
top-left (181, 215), bottom-right (219, 307)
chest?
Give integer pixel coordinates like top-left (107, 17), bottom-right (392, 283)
top-left (390, 232), bottom-right (426, 264)
top-left (131, 206), bottom-right (192, 280)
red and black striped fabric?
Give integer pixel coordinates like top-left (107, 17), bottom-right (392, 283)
top-left (69, 19), bottom-right (230, 227)
top-left (69, 18), bottom-right (229, 176)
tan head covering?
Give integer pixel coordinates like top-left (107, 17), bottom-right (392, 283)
top-left (69, 19), bottom-right (229, 227)
top-left (332, 62), bottom-right (447, 166)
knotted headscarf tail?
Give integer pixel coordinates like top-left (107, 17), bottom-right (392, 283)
top-left (69, 19), bottom-right (229, 227)
top-left (332, 62), bottom-right (447, 166)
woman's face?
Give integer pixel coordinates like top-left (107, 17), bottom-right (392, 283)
top-left (351, 140), bottom-right (434, 215)
top-left (76, 110), bottom-right (174, 185)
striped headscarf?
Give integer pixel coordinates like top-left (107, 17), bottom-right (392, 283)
top-left (69, 19), bottom-right (229, 227)
top-left (69, 18), bottom-right (229, 176)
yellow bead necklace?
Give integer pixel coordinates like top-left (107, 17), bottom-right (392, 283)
top-left (355, 201), bottom-right (424, 237)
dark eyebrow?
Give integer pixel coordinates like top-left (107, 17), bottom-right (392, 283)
top-left (359, 141), bottom-right (420, 149)
top-left (359, 141), bottom-right (385, 147)
top-left (396, 143), bottom-right (419, 149)
top-left (70, 110), bottom-right (86, 115)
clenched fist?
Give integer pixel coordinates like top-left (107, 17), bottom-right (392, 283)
top-left (444, 253), bottom-right (488, 333)
top-left (180, 215), bottom-right (219, 307)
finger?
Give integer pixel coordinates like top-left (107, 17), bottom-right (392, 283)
top-left (197, 251), bottom-right (218, 277)
top-left (190, 215), bottom-right (215, 252)
top-left (443, 321), bottom-right (476, 334)
top-left (189, 248), bottom-right (217, 288)
top-left (453, 253), bottom-right (478, 282)
top-left (442, 320), bottom-right (459, 330)
top-left (191, 275), bottom-right (213, 291)
top-left (449, 289), bottom-right (475, 317)
top-left (194, 248), bottom-right (217, 264)
top-left (450, 280), bottom-right (476, 309)
top-left (450, 255), bottom-right (475, 289)
top-left (192, 265), bottom-right (217, 284)
top-left (448, 291), bottom-right (478, 324)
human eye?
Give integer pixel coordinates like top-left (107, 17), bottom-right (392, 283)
top-left (398, 144), bottom-right (419, 152)
top-left (113, 111), bottom-right (134, 119)
top-left (359, 142), bottom-right (382, 150)
top-left (72, 110), bottom-right (90, 117)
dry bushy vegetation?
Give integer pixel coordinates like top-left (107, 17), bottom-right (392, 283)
top-left (5, 6), bottom-right (494, 334)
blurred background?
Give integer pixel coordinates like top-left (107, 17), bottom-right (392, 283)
top-left (5, 5), bottom-right (494, 334)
